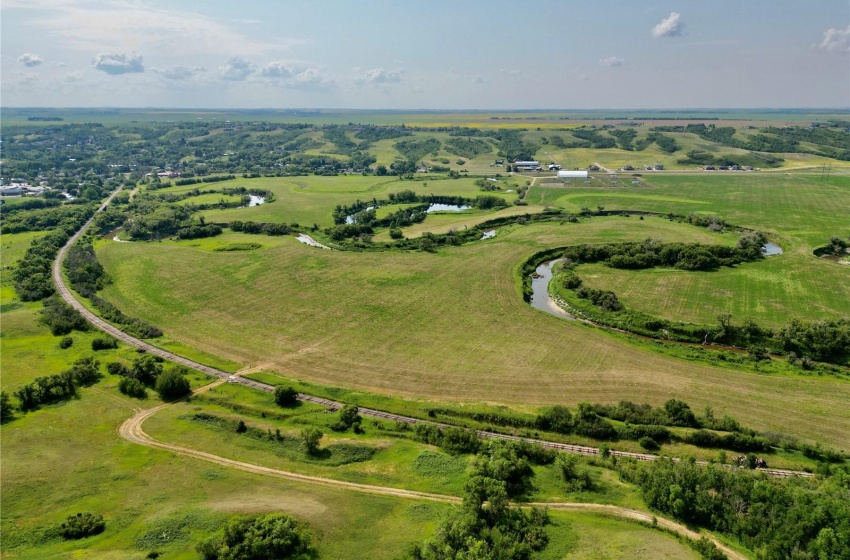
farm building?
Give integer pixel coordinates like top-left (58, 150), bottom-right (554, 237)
top-left (557, 170), bottom-right (589, 179)
top-left (514, 160), bottom-right (540, 170)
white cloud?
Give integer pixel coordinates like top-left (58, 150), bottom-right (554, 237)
top-left (18, 53), bottom-right (43, 67)
top-left (600, 56), bottom-right (625, 67)
top-left (218, 57), bottom-right (255, 81)
top-left (818, 26), bottom-right (850, 54)
top-left (154, 66), bottom-right (207, 80)
top-left (500, 68), bottom-right (522, 75)
top-left (258, 61), bottom-right (335, 90)
top-left (3, 0), bottom-right (300, 56)
top-left (363, 68), bottom-right (404, 84)
top-left (92, 52), bottom-right (144, 74)
top-left (652, 12), bottom-right (685, 38)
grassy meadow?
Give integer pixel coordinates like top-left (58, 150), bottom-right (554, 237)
top-left (96, 214), bottom-right (850, 449)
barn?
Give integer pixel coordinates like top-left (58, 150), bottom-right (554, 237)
top-left (557, 170), bottom-right (589, 179)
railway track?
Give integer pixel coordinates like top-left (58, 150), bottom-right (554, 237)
top-left (51, 189), bottom-right (813, 480)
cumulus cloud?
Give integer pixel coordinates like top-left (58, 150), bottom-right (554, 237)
top-left (652, 12), bottom-right (685, 38)
top-left (91, 52), bottom-right (144, 74)
top-left (155, 66), bottom-right (207, 80)
top-left (363, 68), bottom-right (404, 84)
top-left (818, 26), bottom-right (850, 53)
top-left (600, 56), bottom-right (625, 67)
top-left (259, 61), bottom-right (335, 89)
top-left (218, 57), bottom-right (255, 81)
top-left (18, 53), bottom-right (43, 67)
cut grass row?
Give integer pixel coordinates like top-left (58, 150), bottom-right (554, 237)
top-left (96, 216), bottom-right (850, 450)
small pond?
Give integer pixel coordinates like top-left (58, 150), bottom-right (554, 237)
top-left (481, 230), bottom-right (497, 240)
top-left (248, 195), bottom-right (265, 207)
top-left (426, 203), bottom-right (471, 213)
top-left (530, 259), bottom-right (575, 320)
top-left (761, 242), bottom-right (783, 256)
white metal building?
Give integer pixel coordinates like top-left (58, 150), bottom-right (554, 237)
top-left (557, 170), bottom-right (589, 179)
top-left (514, 160), bottom-right (540, 170)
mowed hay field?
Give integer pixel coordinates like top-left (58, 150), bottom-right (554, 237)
top-left (97, 216), bottom-right (850, 450)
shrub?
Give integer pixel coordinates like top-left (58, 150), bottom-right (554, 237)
top-left (273, 385), bottom-right (298, 407)
top-left (59, 336), bottom-right (74, 349)
top-left (107, 361), bottom-right (130, 376)
top-left (91, 336), bottom-right (118, 351)
top-left (59, 512), bottom-right (105, 540)
top-left (331, 404), bottom-right (362, 431)
top-left (118, 377), bottom-right (147, 399)
top-left (639, 436), bottom-right (660, 451)
top-left (197, 513), bottom-right (314, 560)
top-left (301, 427), bottom-right (323, 455)
top-left (154, 367), bottom-right (190, 401)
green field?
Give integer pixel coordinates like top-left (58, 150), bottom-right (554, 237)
top-left (185, 175), bottom-right (517, 227)
top-left (96, 214), bottom-right (850, 449)
top-left (4, 113), bottom-right (850, 558)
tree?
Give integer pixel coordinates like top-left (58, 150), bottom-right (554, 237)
top-left (331, 404), bottom-right (362, 431)
top-left (273, 385), bottom-right (298, 407)
top-left (197, 513), bottom-right (315, 560)
top-left (130, 354), bottom-right (163, 385)
top-left (154, 367), bottom-right (190, 401)
top-left (300, 427), bottom-right (323, 455)
top-left (118, 377), bottom-right (147, 399)
top-left (0, 391), bottom-right (15, 423)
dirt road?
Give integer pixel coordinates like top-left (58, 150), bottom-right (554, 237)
top-left (118, 387), bottom-right (746, 560)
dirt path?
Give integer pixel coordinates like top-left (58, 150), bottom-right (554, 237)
top-left (118, 388), bottom-right (746, 560)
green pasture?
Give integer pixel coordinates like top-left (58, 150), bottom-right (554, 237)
top-left (96, 216), bottom-right (850, 449)
top-left (577, 250), bottom-right (850, 327)
top-left (174, 193), bottom-right (243, 206)
top-left (190, 175), bottom-right (517, 226)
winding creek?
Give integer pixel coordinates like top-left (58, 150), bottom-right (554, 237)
top-left (530, 260), bottom-right (575, 320)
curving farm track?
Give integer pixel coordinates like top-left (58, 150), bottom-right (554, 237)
top-left (53, 188), bottom-right (811, 480)
top-left (119, 380), bottom-right (747, 560)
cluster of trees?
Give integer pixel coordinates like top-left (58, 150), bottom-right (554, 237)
top-left (197, 513), bottom-right (315, 560)
top-left (574, 285), bottom-right (623, 311)
top-left (414, 424), bottom-right (482, 455)
top-left (229, 220), bottom-right (294, 235)
top-left (491, 129), bottom-right (539, 161)
top-left (394, 138), bottom-right (441, 163)
top-left (571, 127), bottom-right (616, 149)
top-left (1, 205), bottom-right (93, 234)
top-left (619, 458), bottom-right (850, 559)
top-left (109, 356), bottom-right (190, 400)
top-left (40, 296), bottom-right (89, 335)
top-left (607, 128), bottom-right (638, 150)
top-left (560, 237), bottom-right (766, 272)
top-left (175, 223), bottom-right (222, 239)
top-left (172, 174), bottom-right (237, 187)
top-left (354, 125), bottom-right (412, 142)
top-left (645, 132), bottom-right (679, 153)
top-left (13, 356), bottom-right (101, 412)
top-left (330, 404), bottom-right (363, 433)
top-left (12, 210), bottom-right (93, 301)
top-left (444, 137), bottom-right (491, 159)
top-left (677, 149), bottom-right (784, 168)
top-left (410, 440), bottom-right (552, 559)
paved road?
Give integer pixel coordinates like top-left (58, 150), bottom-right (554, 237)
top-left (52, 188), bottom-right (811, 480)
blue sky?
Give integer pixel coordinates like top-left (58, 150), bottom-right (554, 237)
top-left (2, 0), bottom-right (848, 108)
